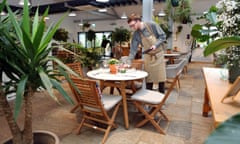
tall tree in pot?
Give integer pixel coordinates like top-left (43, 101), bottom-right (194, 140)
top-left (0, 0), bottom-right (78, 143)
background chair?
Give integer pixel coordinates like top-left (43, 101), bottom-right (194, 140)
top-left (166, 58), bottom-right (186, 93)
top-left (126, 59), bottom-right (145, 94)
top-left (69, 78), bottom-right (122, 144)
top-left (131, 70), bottom-right (181, 134)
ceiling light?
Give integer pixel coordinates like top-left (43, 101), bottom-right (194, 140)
top-left (158, 9), bottom-right (166, 17)
top-left (121, 12), bottom-right (127, 19)
top-left (98, 8), bottom-right (107, 12)
top-left (68, 11), bottom-right (77, 17)
top-left (78, 19), bottom-right (83, 26)
top-left (0, 11), bottom-right (6, 16)
top-left (96, 0), bottom-right (109, 2)
top-left (44, 17), bottom-right (50, 20)
top-left (18, 0), bottom-right (31, 6)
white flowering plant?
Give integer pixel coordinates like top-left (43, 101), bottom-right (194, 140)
top-left (203, 0), bottom-right (240, 83)
top-left (214, 0), bottom-right (240, 68)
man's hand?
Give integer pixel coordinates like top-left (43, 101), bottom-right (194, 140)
top-left (150, 45), bottom-right (156, 50)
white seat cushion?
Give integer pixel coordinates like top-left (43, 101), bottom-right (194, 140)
top-left (102, 94), bottom-right (122, 111)
top-left (131, 89), bottom-right (165, 104)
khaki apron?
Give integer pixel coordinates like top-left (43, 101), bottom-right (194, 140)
top-left (140, 24), bottom-right (166, 83)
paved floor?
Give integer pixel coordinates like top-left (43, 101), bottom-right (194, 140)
top-left (0, 62), bottom-right (215, 144)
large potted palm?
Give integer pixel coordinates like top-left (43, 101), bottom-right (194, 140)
top-left (0, 0), bottom-right (78, 144)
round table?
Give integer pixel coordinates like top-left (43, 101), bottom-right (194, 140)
top-left (87, 68), bottom-right (148, 129)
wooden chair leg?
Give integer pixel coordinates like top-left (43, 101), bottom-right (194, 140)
top-left (159, 110), bottom-right (169, 121)
top-left (110, 87), bottom-right (114, 94)
top-left (70, 104), bottom-right (80, 113)
top-left (76, 117), bottom-right (86, 134)
top-left (102, 103), bottom-right (120, 144)
top-left (133, 101), bottom-right (166, 135)
top-left (149, 119), bottom-right (166, 134)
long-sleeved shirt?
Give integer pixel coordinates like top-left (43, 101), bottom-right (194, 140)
top-left (128, 21), bottom-right (166, 60)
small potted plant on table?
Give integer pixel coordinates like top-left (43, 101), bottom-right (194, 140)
top-left (108, 58), bottom-right (119, 74)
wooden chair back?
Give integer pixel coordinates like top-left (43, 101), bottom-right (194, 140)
top-left (131, 59), bottom-right (144, 70)
top-left (69, 78), bottom-right (121, 144)
top-left (127, 59), bottom-right (144, 94)
top-left (66, 62), bottom-right (84, 78)
top-left (66, 62), bottom-right (85, 113)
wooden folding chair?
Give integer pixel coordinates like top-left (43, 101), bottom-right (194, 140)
top-left (131, 69), bottom-right (182, 134)
top-left (66, 62), bottom-right (84, 78)
top-left (69, 78), bottom-right (122, 144)
top-left (66, 62), bottom-right (85, 113)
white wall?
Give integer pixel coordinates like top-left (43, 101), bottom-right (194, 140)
top-left (45, 13), bottom-right (76, 42)
top-left (45, 14), bottom-right (131, 42)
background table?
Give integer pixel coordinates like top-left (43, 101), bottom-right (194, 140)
top-left (87, 68), bottom-right (148, 129)
top-left (202, 67), bottom-right (240, 128)
top-left (164, 53), bottom-right (181, 64)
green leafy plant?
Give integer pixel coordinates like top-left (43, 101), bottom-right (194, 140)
top-left (173, 0), bottom-right (192, 24)
top-left (202, 0), bottom-right (240, 83)
top-left (86, 29), bottom-right (96, 48)
top-left (205, 113), bottom-right (240, 144)
top-left (75, 47), bottom-right (102, 69)
top-left (164, 0), bottom-right (192, 24)
top-left (191, 6), bottom-right (219, 43)
top-left (204, 36), bottom-right (240, 57)
top-left (0, 0), bottom-right (78, 143)
top-left (111, 27), bottom-right (130, 47)
top-left (53, 28), bottom-right (69, 42)
top-left (171, 0), bottom-right (179, 7)
top-left (108, 58), bottom-right (119, 65)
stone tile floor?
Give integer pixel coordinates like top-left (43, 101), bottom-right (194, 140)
top-left (0, 62), bottom-right (215, 144)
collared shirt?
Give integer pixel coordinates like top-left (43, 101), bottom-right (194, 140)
top-left (128, 21), bottom-right (166, 60)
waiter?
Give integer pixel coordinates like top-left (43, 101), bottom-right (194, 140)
top-left (127, 13), bottom-right (166, 93)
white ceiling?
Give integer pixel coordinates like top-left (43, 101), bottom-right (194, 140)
top-left (1, 0), bottom-right (220, 23)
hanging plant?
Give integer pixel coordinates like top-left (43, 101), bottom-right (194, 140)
top-left (173, 0), bottom-right (192, 24)
top-left (86, 29), bottom-right (96, 41)
top-left (53, 28), bottom-right (69, 42)
top-left (83, 21), bottom-right (91, 28)
top-left (171, 0), bottom-right (179, 7)
top-left (86, 29), bottom-right (96, 48)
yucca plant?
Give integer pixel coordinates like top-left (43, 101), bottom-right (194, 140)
top-left (0, 0), bottom-right (78, 143)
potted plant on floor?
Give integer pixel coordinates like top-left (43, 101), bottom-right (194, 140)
top-left (111, 27), bottom-right (131, 58)
top-left (0, 0), bottom-right (78, 143)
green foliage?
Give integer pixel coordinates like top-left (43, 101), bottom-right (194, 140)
top-left (164, 0), bottom-right (192, 24)
top-left (205, 113), bottom-right (240, 144)
top-left (160, 23), bottom-right (172, 39)
top-left (0, 0), bottom-right (79, 143)
top-left (191, 7), bottom-right (219, 43)
top-left (86, 29), bottom-right (96, 41)
top-left (76, 48), bottom-right (102, 68)
top-left (214, 54), bottom-right (228, 67)
top-left (171, 0), bottom-right (179, 7)
top-left (111, 27), bottom-right (131, 44)
top-left (108, 58), bottom-right (119, 65)
top-left (173, 0), bottom-right (192, 24)
top-left (204, 36), bottom-right (240, 56)
top-left (53, 28), bottom-right (69, 42)
top-left (67, 43), bottom-right (102, 68)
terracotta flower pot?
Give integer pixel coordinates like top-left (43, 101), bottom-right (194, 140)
top-left (3, 130), bottom-right (60, 144)
top-left (109, 64), bottom-right (117, 74)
